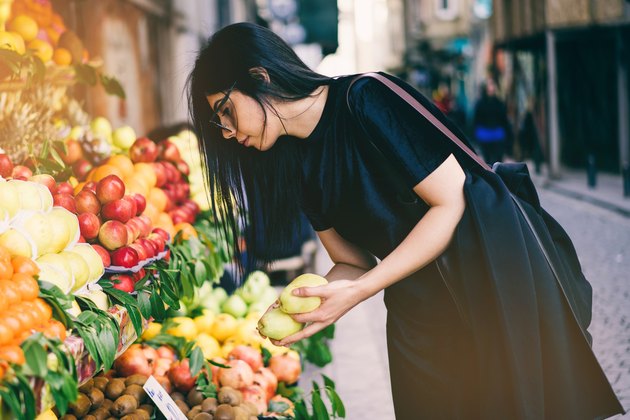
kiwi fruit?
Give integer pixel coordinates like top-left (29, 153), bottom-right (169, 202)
top-left (59, 416), bottom-right (77, 420)
top-left (187, 388), bottom-right (205, 407)
top-left (175, 399), bottom-right (190, 414)
top-left (241, 401), bottom-right (258, 416)
top-left (137, 404), bottom-right (154, 416)
top-left (111, 395), bottom-right (138, 417)
top-left (82, 416), bottom-right (97, 420)
top-left (124, 374), bottom-right (149, 387)
top-left (90, 407), bottom-right (111, 420)
top-left (87, 388), bottom-right (105, 409)
top-left (101, 399), bottom-right (114, 411)
top-left (186, 407), bottom-right (201, 420)
top-left (172, 392), bottom-right (186, 401)
top-left (130, 410), bottom-right (150, 420)
top-left (93, 377), bottom-right (109, 392)
top-left (123, 384), bottom-right (147, 404)
top-left (69, 393), bottom-right (92, 417)
top-left (214, 404), bottom-right (236, 420)
top-left (78, 379), bottom-right (94, 393)
top-left (201, 397), bottom-right (218, 413)
top-left (105, 378), bottom-right (126, 400)
top-left (218, 387), bottom-right (241, 406)
top-left (193, 413), bottom-right (213, 420)
top-left (232, 406), bottom-right (250, 420)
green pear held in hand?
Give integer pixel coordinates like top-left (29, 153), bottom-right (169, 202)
top-left (280, 273), bottom-right (328, 314)
top-left (257, 307), bottom-right (304, 340)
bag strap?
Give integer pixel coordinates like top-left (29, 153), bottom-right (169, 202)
top-left (346, 72), bottom-right (492, 172)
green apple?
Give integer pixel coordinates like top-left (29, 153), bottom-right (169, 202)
top-left (241, 270), bottom-right (270, 304)
top-left (221, 294), bottom-right (248, 318)
top-left (112, 125), bottom-right (136, 150)
top-left (212, 287), bottom-right (229, 305)
top-left (279, 273), bottom-right (328, 314)
top-left (90, 117), bottom-right (112, 138)
top-left (259, 286), bottom-right (279, 307)
top-left (257, 307), bottom-right (304, 341)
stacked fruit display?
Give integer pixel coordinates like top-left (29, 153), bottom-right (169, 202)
top-left (0, 246), bottom-right (65, 369)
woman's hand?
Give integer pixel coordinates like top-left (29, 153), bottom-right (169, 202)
top-left (269, 279), bottom-right (366, 347)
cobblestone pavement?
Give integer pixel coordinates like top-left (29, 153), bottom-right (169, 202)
top-left (301, 187), bottom-right (630, 419)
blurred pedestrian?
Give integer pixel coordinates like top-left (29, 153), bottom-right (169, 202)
top-left (517, 99), bottom-right (544, 174)
top-left (187, 23), bottom-right (623, 419)
top-left (472, 79), bottom-right (513, 165)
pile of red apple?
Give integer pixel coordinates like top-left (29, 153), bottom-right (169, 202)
top-left (54, 173), bottom-right (169, 270)
top-left (128, 137), bottom-right (200, 225)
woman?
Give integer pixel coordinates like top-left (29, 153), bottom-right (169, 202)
top-left (188, 23), bottom-right (623, 419)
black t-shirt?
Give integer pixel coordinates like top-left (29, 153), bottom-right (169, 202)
top-left (299, 73), bottom-right (473, 259)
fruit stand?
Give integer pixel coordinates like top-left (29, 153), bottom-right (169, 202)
top-left (1, 1), bottom-right (345, 419)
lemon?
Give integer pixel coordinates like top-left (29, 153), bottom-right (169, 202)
top-left (167, 317), bottom-right (198, 341)
top-left (8, 15), bottom-right (39, 42)
top-left (141, 322), bottom-right (162, 341)
top-left (194, 309), bottom-right (216, 335)
top-left (195, 333), bottom-right (221, 359)
top-left (59, 251), bottom-right (90, 292)
top-left (209, 313), bottom-right (238, 342)
top-left (35, 408), bottom-right (58, 420)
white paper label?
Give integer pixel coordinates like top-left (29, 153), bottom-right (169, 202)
top-left (143, 375), bottom-right (187, 420)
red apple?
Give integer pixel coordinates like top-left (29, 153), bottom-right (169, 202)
top-left (29, 174), bottom-right (57, 194)
top-left (75, 190), bottom-right (101, 215)
top-left (0, 154), bottom-right (14, 178)
top-left (137, 215), bottom-right (153, 237)
top-left (182, 199), bottom-right (200, 215)
top-left (137, 237), bottom-right (158, 257)
top-left (101, 198), bottom-right (134, 223)
top-left (158, 140), bottom-right (181, 162)
top-left (147, 233), bottom-right (166, 253)
top-left (125, 220), bottom-right (141, 242)
top-left (169, 208), bottom-right (189, 225)
top-left (151, 228), bottom-right (170, 243)
top-left (78, 235), bottom-right (86, 243)
top-left (129, 242), bottom-right (150, 261)
top-left (58, 139), bottom-right (83, 165)
top-left (11, 165), bottom-right (32, 179)
top-left (82, 181), bottom-right (97, 194)
top-left (98, 220), bottom-right (128, 251)
top-left (122, 195), bottom-right (137, 218)
top-left (91, 244), bottom-right (111, 267)
top-left (131, 193), bottom-right (146, 216)
top-left (110, 246), bottom-right (139, 268)
top-left (152, 162), bottom-right (167, 187)
top-left (78, 212), bottom-right (101, 240)
top-left (72, 159), bottom-right (92, 181)
top-left (111, 273), bottom-right (135, 293)
top-left (53, 193), bottom-right (77, 214)
top-left (162, 161), bottom-right (181, 182)
top-left (132, 268), bottom-right (146, 283)
top-left (125, 225), bottom-right (136, 245)
top-left (96, 174), bottom-right (125, 204)
top-left (56, 181), bottom-right (74, 195)
top-left (175, 160), bottom-right (190, 176)
top-left (129, 137), bottom-right (159, 163)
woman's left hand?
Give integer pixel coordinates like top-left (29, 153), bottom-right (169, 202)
top-left (269, 279), bottom-right (365, 347)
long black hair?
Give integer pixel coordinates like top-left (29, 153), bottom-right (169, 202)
top-left (187, 22), bottom-right (332, 277)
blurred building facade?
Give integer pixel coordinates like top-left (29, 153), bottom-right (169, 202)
top-left (492, 0), bottom-right (630, 193)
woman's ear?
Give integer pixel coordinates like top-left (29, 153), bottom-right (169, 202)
top-left (249, 67), bottom-right (270, 83)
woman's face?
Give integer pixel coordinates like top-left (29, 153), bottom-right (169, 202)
top-left (206, 89), bottom-right (283, 151)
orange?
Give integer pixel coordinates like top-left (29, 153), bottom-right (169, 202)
top-left (12, 309), bottom-right (35, 331)
top-left (74, 182), bottom-right (86, 195)
top-left (27, 39), bottom-right (53, 62)
top-left (133, 163), bottom-right (157, 188)
top-left (44, 319), bottom-right (66, 341)
top-left (33, 298), bottom-right (52, 322)
top-left (156, 212), bottom-right (176, 238)
top-left (90, 164), bottom-right (124, 182)
top-left (106, 155), bottom-right (135, 180)
top-left (0, 247), bottom-right (13, 280)
top-left (11, 273), bottom-right (39, 301)
top-left (2, 315), bottom-right (23, 335)
top-left (174, 222), bottom-right (198, 240)
top-left (148, 187), bottom-right (169, 212)
top-left (125, 178), bottom-right (150, 197)
top-left (0, 293), bottom-right (6, 312)
top-left (8, 15), bottom-right (39, 42)
top-left (141, 202), bottom-right (159, 224)
top-left (0, 345), bottom-right (25, 365)
top-left (11, 255), bottom-right (39, 277)
top-left (0, 322), bottom-right (14, 346)
top-left (0, 281), bottom-right (21, 306)
top-left (52, 47), bottom-right (72, 66)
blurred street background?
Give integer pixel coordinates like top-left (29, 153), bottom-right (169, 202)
top-left (44, 0), bottom-right (630, 418)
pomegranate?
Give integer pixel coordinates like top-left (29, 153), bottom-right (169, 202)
top-left (156, 345), bottom-right (176, 360)
top-left (268, 354), bottom-right (301, 384)
top-left (168, 358), bottom-right (197, 393)
top-left (153, 357), bottom-right (173, 377)
top-left (210, 357), bottom-right (226, 386)
top-left (254, 367), bottom-right (278, 402)
top-left (154, 375), bottom-right (172, 393)
top-left (113, 344), bottom-right (152, 377)
top-left (228, 345), bottom-right (263, 372)
top-left (218, 359), bottom-right (254, 389)
top-left (240, 384), bottom-right (267, 415)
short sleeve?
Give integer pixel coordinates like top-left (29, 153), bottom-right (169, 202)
top-left (348, 74), bottom-right (453, 189)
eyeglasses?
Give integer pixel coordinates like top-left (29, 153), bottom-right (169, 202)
top-left (209, 82), bottom-right (237, 133)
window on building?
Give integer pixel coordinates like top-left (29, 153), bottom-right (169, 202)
top-left (435, 0), bottom-right (459, 21)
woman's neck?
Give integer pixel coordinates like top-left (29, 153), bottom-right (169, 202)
top-left (276, 86), bottom-right (329, 139)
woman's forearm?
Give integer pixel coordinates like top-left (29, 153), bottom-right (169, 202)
top-left (325, 262), bottom-right (371, 282)
top-left (356, 203), bottom-right (464, 299)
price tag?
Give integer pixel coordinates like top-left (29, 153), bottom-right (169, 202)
top-left (143, 375), bottom-right (187, 420)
